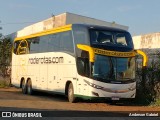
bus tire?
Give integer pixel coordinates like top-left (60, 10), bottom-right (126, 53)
top-left (68, 83), bottom-right (76, 103)
top-left (26, 80), bottom-right (33, 95)
top-left (22, 80), bottom-right (27, 94)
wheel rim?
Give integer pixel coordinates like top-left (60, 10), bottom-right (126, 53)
top-left (69, 87), bottom-right (73, 99)
top-left (28, 85), bottom-right (31, 93)
top-left (22, 80), bottom-right (26, 94)
top-left (68, 84), bottom-right (76, 103)
top-left (22, 81), bottom-right (25, 90)
top-left (27, 81), bottom-right (32, 94)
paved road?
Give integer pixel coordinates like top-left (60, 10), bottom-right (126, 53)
top-left (0, 87), bottom-right (159, 118)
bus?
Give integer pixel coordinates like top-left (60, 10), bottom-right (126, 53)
top-left (11, 24), bottom-right (147, 102)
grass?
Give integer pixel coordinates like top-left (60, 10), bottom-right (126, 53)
top-left (150, 99), bottom-right (160, 107)
top-left (0, 78), bottom-right (10, 88)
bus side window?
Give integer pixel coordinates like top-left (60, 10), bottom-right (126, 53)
top-left (97, 32), bottom-right (113, 43)
top-left (48, 34), bottom-right (60, 52)
top-left (28, 37), bottom-right (40, 53)
top-left (13, 41), bottom-right (20, 54)
top-left (116, 33), bottom-right (127, 46)
top-left (39, 36), bottom-right (48, 53)
top-left (77, 51), bottom-right (90, 77)
top-left (18, 40), bottom-right (28, 54)
top-left (59, 31), bottom-right (74, 53)
top-left (77, 57), bottom-right (85, 76)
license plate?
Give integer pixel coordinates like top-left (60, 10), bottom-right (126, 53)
top-left (111, 96), bottom-right (120, 100)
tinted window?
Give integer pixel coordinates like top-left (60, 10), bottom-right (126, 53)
top-left (73, 25), bottom-right (90, 57)
top-left (59, 31), bottom-right (74, 53)
top-left (18, 40), bottom-right (29, 54)
top-left (13, 40), bottom-right (29, 55)
top-left (14, 31), bottom-right (74, 54)
top-left (92, 55), bottom-right (135, 82)
top-left (13, 41), bottom-right (20, 54)
top-left (77, 51), bottom-right (90, 77)
top-left (48, 34), bottom-right (60, 52)
top-left (28, 37), bottom-right (40, 53)
top-left (93, 55), bottom-right (111, 79)
top-left (73, 26), bottom-right (89, 45)
top-left (39, 36), bottom-right (49, 52)
top-left (90, 30), bottom-right (133, 48)
top-left (116, 33), bottom-right (128, 46)
top-left (48, 31), bottom-right (74, 53)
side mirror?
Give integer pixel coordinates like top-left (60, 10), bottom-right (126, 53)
top-left (77, 44), bottom-right (95, 62)
top-left (135, 50), bottom-right (148, 67)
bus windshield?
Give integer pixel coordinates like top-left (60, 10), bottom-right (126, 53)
top-left (90, 29), bottom-right (133, 50)
top-left (92, 54), bottom-right (135, 82)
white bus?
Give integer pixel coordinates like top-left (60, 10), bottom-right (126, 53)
top-left (11, 24), bottom-right (146, 102)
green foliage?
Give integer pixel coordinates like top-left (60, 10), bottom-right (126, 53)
top-left (136, 52), bottom-right (160, 105)
top-left (0, 37), bottom-right (12, 78)
top-left (151, 99), bottom-right (160, 106)
top-left (0, 79), bottom-right (10, 88)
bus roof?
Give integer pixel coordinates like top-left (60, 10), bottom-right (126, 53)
top-left (72, 24), bottom-right (128, 32)
top-left (15, 23), bottom-right (128, 41)
top-left (15, 24), bottom-right (72, 41)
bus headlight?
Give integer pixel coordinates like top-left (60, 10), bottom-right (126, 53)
top-left (84, 80), bottom-right (103, 89)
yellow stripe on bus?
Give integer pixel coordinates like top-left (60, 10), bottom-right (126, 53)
top-left (77, 44), bottom-right (136, 62)
top-left (15, 24), bottom-right (72, 41)
top-left (94, 48), bottom-right (136, 57)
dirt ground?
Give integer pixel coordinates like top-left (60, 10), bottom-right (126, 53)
top-left (0, 87), bottom-right (159, 112)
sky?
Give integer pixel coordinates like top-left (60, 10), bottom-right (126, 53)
top-left (0, 0), bottom-right (160, 36)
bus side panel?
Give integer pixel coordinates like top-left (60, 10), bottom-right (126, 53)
top-left (11, 54), bottom-right (20, 87)
top-left (27, 53), bottom-right (48, 90)
top-left (12, 54), bottom-right (28, 87)
top-left (76, 75), bottom-right (89, 96)
top-left (57, 53), bottom-right (77, 93)
top-left (39, 55), bottom-right (48, 90)
top-left (27, 54), bottom-right (40, 89)
top-left (47, 52), bottom-right (58, 91)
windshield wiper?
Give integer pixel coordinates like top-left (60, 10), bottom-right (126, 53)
top-left (108, 58), bottom-right (115, 78)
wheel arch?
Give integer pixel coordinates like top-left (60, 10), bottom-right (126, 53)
top-left (26, 77), bottom-right (31, 84)
top-left (20, 77), bottom-right (25, 88)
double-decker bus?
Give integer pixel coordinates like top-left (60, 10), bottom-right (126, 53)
top-left (11, 24), bottom-right (146, 102)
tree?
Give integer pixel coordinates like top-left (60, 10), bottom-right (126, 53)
top-left (0, 36), bottom-right (12, 78)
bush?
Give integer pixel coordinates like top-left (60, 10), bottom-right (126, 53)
top-left (0, 79), bottom-right (10, 88)
top-left (0, 37), bottom-right (12, 78)
top-left (136, 52), bottom-right (160, 105)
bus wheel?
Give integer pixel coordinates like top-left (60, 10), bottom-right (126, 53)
top-left (22, 80), bottom-right (27, 94)
top-left (68, 83), bottom-right (76, 103)
top-left (27, 80), bottom-right (33, 95)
